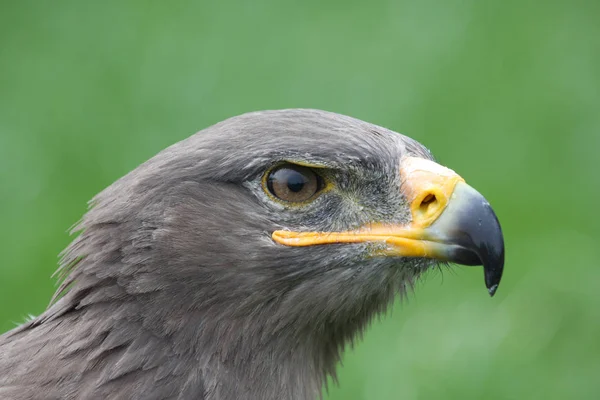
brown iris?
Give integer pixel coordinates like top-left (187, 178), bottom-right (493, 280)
top-left (266, 164), bottom-right (324, 203)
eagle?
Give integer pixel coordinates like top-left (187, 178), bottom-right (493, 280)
top-left (0, 109), bottom-right (504, 400)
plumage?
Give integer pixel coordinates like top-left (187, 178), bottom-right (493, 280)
top-left (0, 109), bottom-right (504, 400)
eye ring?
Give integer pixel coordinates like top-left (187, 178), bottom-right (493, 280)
top-left (263, 164), bottom-right (326, 204)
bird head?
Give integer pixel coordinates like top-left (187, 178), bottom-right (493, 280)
top-left (56, 109), bottom-right (503, 352)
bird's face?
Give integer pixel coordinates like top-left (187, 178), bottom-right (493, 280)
top-left (83, 110), bottom-right (503, 339)
top-left (265, 157), bottom-right (503, 295)
top-left (101, 110), bottom-right (503, 331)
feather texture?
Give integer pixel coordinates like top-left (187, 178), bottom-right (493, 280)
top-left (0, 109), bottom-right (434, 400)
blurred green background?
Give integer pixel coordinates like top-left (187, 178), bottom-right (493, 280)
top-left (1, 0), bottom-right (598, 399)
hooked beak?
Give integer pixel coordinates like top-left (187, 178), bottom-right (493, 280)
top-left (272, 157), bottom-right (505, 296)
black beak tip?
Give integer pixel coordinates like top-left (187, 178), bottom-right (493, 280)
top-left (478, 203), bottom-right (505, 297)
top-left (483, 244), bottom-right (504, 297)
top-left (487, 283), bottom-right (499, 297)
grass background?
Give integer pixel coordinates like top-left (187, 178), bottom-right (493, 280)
top-left (1, 1), bottom-right (599, 399)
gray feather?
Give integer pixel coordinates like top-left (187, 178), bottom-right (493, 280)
top-left (0, 109), bottom-right (434, 400)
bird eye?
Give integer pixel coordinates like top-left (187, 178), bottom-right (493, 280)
top-left (266, 164), bottom-right (324, 203)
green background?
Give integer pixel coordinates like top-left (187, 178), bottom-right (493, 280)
top-left (1, 1), bottom-right (598, 399)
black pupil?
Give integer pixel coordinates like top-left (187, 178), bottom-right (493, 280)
top-left (285, 170), bottom-right (307, 192)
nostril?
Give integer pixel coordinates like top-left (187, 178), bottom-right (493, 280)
top-left (419, 193), bottom-right (438, 213)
